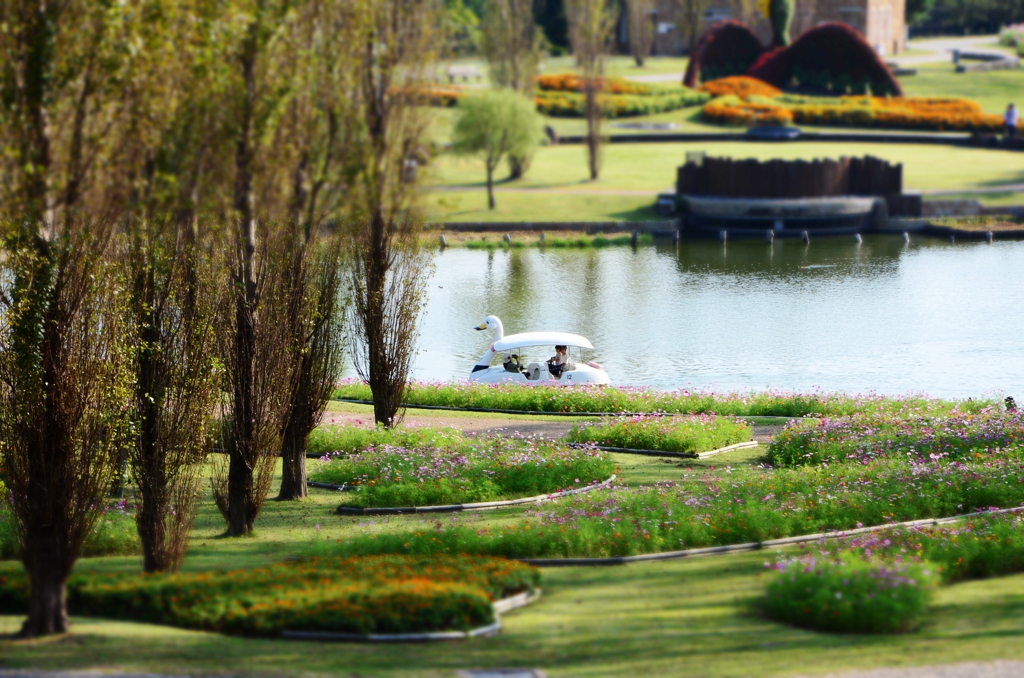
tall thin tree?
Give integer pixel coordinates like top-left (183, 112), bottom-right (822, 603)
top-left (123, 218), bottom-right (219, 572)
top-left (566, 0), bottom-right (616, 180)
top-left (0, 216), bottom-right (134, 636)
top-left (345, 0), bottom-right (440, 427)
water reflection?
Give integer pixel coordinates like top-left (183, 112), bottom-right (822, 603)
top-left (398, 235), bottom-right (1024, 397)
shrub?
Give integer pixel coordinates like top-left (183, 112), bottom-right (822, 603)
top-left (697, 76), bottom-right (782, 98)
top-left (565, 414), bottom-right (751, 453)
top-left (766, 408), bottom-right (1024, 467)
top-left (312, 453), bottom-right (1024, 559)
top-left (333, 380), bottom-right (988, 417)
top-left (761, 555), bottom-right (938, 634)
top-left (310, 434), bottom-right (614, 507)
top-left (0, 555), bottom-right (540, 636)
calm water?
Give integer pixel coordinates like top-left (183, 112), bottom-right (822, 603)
top-left (395, 235), bottom-right (1024, 397)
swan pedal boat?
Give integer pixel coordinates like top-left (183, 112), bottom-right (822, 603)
top-left (469, 315), bottom-right (610, 385)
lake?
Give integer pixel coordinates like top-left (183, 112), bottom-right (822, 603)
top-left (395, 235), bottom-right (1024, 398)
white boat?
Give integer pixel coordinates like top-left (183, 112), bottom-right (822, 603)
top-left (469, 315), bottom-right (611, 384)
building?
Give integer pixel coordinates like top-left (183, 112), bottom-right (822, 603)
top-left (623, 0), bottom-right (906, 57)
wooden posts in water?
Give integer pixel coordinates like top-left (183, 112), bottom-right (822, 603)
top-left (719, 230), bottom-right (728, 243)
top-left (854, 233), bottom-right (863, 244)
top-left (503, 233), bottom-right (511, 244)
top-left (766, 230), bottom-right (774, 244)
top-left (801, 231), bottom-right (810, 244)
top-left (903, 232), bottom-right (911, 244)
top-left (439, 234), bottom-right (448, 248)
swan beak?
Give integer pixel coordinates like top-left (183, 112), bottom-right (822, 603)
top-left (474, 323), bottom-right (488, 331)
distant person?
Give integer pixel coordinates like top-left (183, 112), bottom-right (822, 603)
top-left (1006, 104), bottom-right (1019, 139)
top-left (547, 345), bottom-right (569, 377)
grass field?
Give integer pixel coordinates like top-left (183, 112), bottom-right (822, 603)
top-left (426, 142), bottom-right (1024, 222)
top-left (4, 433), bottom-right (1024, 676)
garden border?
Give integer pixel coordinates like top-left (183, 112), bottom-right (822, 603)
top-left (332, 398), bottom-right (809, 422)
top-left (279, 589), bottom-right (541, 643)
top-left (578, 440), bottom-right (759, 459)
top-left (520, 505), bottom-right (1024, 567)
top-left (333, 475), bottom-right (617, 515)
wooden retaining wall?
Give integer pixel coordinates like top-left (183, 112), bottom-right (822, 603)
top-left (676, 156), bottom-right (902, 199)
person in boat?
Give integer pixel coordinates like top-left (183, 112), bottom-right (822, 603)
top-left (503, 353), bottom-right (522, 373)
top-left (547, 345), bottom-right (573, 377)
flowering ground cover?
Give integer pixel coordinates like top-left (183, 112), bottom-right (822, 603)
top-left (766, 407), bottom-right (1024, 468)
top-left (309, 453), bottom-right (1024, 559)
top-left (564, 414), bottom-right (751, 454)
top-left (310, 433), bottom-right (614, 507)
top-left (0, 555), bottom-right (538, 636)
top-left (308, 423), bottom-right (463, 456)
top-left (333, 380), bottom-right (985, 417)
top-left (760, 556), bottom-right (938, 634)
top-left (806, 511), bottom-right (1024, 584)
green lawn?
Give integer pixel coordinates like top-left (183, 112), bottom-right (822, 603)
top-left (901, 61), bottom-right (1024, 115)
top-left (426, 142), bottom-right (1024, 222)
top-left (6, 419), bottom-right (1024, 677)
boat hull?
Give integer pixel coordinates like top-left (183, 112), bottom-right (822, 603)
top-left (469, 363), bottom-right (610, 385)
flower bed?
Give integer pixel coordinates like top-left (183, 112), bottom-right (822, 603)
top-left (810, 511), bottom-right (1024, 584)
top-left (565, 414), bottom-right (751, 454)
top-left (761, 555), bottom-right (937, 634)
top-left (534, 73), bottom-right (708, 118)
top-left (536, 90), bottom-right (710, 118)
top-left (766, 408), bottom-right (1024, 468)
top-left (333, 380), bottom-right (987, 417)
top-left (701, 90), bottom-right (1020, 132)
top-left (310, 433), bottom-right (614, 508)
top-left (309, 423), bottom-right (463, 456)
top-left (316, 454), bottom-right (1024, 559)
top-left (0, 555), bottom-right (539, 637)
top-left (697, 76), bottom-right (782, 98)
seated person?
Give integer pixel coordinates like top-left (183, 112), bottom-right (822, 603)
top-left (547, 345), bottom-right (570, 377)
top-left (503, 354), bottom-right (522, 373)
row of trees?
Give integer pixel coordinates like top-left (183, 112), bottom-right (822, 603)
top-left (0, 0), bottom-right (441, 637)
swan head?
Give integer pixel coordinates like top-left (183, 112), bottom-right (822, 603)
top-left (474, 315), bottom-right (502, 334)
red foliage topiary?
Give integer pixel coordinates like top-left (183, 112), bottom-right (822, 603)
top-left (747, 22), bottom-right (903, 96)
top-left (683, 20), bottom-right (766, 88)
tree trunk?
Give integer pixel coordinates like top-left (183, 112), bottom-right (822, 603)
top-left (508, 155), bottom-right (529, 180)
top-left (487, 165), bottom-right (495, 209)
top-left (21, 531), bottom-right (70, 637)
top-left (278, 411), bottom-right (309, 499)
top-left (365, 213), bottom-right (403, 427)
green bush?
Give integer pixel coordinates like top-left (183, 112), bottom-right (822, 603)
top-left (565, 414), bottom-right (751, 454)
top-left (0, 555), bottom-right (540, 636)
top-left (310, 433), bottom-right (614, 507)
top-left (761, 555), bottom-right (938, 634)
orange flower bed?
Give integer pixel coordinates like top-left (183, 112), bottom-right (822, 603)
top-left (703, 92), bottom-right (1018, 132)
top-left (0, 555), bottom-right (540, 637)
top-left (698, 76), bottom-right (782, 98)
top-left (536, 73), bottom-right (653, 95)
top-left (702, 95), bottom-right (794, 126)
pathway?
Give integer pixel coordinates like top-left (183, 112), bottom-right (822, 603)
top-left (889, 34), bottom-right (1008, 66)
top-left (814, 660), bottom-right (1024, 678)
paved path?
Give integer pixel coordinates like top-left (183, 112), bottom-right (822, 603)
top-left (888, 34), bottom-right (1008, 66)
top-left (809, 660), bottom-right (1024, 678)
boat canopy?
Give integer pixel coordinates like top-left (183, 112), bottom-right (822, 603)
top-left (493, 331), bottom-right (594, 352)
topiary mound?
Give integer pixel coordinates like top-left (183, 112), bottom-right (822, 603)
top-left (683, 20), bottom-right (766, 88)
top-left (748, 23), bottom-right (902, 96)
